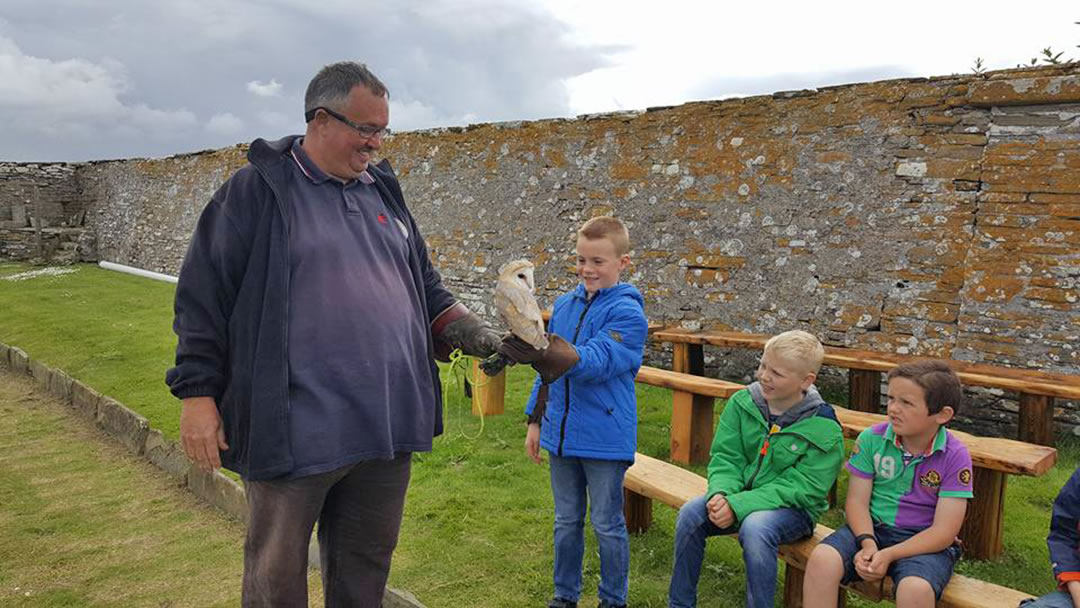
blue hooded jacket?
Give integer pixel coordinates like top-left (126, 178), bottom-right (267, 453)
top-left (1048, 466), bottom-right (1080, 588)
top-left (525, 282), bottom-right (648, 461)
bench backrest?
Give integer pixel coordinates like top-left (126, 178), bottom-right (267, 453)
top-left (633, 367), bottom-right (1058, 476)
top-left (653, 328), bottom-right (1080, 401)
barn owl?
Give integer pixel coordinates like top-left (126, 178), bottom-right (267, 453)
top-left (480, 259), bottom-right (548, 376)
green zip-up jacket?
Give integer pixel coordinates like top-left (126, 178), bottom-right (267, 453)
top-left (707, 383), bottom-right (845, 523)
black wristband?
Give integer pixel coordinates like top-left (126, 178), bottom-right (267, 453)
top-left (854, 533), bottom-right (877, 547)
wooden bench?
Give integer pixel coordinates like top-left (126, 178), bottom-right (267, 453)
top-left (631, 370), bottom-right (1057, 560)
top-left (623, 452), bottom-right (1036, 608)
top-left (654, 328), bottom-right (1080, 448)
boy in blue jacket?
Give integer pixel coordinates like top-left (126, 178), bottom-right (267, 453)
top-left (1021, 467), bottom-right (1080, 607)
top-left (499, 216), bottom-right (649, 608)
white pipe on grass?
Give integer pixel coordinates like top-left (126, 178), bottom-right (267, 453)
top-left (98, 260), bottom-right (178, 284)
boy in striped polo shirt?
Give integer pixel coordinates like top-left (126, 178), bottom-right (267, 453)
top-left (803, 360), bottom-right (974, 607)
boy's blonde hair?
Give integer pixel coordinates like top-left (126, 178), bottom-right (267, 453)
top-left (578, 216), bottom-right (630, 256)
top-left (763, 330), bottom-right (824, 374)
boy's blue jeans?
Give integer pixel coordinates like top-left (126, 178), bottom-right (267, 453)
top-left (668, 494), bottom-right (814, 608)
top-left (549, 454), bottom-right (631, 606)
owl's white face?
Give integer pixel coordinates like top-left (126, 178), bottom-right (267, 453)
top-left (515, 266), bottom-right (536, 293)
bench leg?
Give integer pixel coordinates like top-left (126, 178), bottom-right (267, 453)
top-left (671, 343), bottom-right (713, 465)
top-left (671, 390), bottom-right (714, 465)
top-left (782, 565), bottom-right (805, 608)
top-left (624, 489), bottom-right (652, 534)
top-left (848, 369), bottom-right (881, 413)
top-left (1019, 393), bottom-right (1055, 447)
top-left (958, 468), bottom-right (1006, 559)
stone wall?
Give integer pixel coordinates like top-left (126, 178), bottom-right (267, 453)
top-left (0, 161), bottom-right (86, 261)
top-left (5, 64), bottom-right (1080, 437)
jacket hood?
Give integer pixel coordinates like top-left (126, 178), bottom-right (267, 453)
top-left (748, 382), bottom-right (831, 427)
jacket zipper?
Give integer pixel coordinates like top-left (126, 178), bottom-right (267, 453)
top-left (743, 424), bottom-right (815, 490)
top-left (557, 295), bottom-right (595, 457)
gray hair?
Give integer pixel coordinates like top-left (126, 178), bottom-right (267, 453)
top-left (304, 62), bottom-right (389, 114)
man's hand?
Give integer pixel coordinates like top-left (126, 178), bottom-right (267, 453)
top-left (857, 546), bottom-right (893, 582)
top-left (432, 303), bottom-right (501, 359)
top-left (524, 423), bottom-right (543, 464)
top-left (180, 396), bottom-right (228, 472)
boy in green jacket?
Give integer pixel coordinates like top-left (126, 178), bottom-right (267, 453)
top-left (668, 330), bottom-right (845, 608)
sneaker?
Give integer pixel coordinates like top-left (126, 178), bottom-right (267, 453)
top-left (597, 601), bottom-right (626, 608)
top-left (547, 598), bottom-right (577, 608)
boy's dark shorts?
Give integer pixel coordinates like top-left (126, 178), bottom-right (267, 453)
top-left (820, 523), bottom-right (962, 599)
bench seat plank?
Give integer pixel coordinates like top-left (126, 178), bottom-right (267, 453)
top-left (635, 366), bottom-right (742, 399)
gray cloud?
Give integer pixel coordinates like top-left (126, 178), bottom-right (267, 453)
top-left (0, 0), bottom-right (614, 161)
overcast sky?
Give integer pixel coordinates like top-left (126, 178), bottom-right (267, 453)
top-left (1, 0), bottom-right (1077, 162)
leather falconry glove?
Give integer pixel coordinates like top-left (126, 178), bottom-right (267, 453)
top-left (497, 334), bottom-right (580, 385)
top-left (431, 302), bottom-right (502, 361)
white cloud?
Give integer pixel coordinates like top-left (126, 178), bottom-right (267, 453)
top-left (206, 112), bottom-right (244, 135)
top-left (389, 98), bottom-right (478, 132)
top-left (247, 78), bottom-right (282, 97)
top-left (0, 34), bottom-right (196, 142)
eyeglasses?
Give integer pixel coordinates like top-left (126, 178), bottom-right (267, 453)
top-left (304, 106), bottom-right (390, 139)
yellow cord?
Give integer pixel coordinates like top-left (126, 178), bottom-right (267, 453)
top-left (444, 348), bottom-right (494, 439)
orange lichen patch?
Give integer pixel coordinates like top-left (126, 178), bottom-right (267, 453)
top-left (542, 146), bottom-right (568, 168)
top-left (687, 254), bottom-right (746, 270)
top-left (816, 151), bottom-right (851, 163)
top-left (675, 207), bottom-right (710, 220)
top-left (967, 275), bottom-right (1027, 302)
top-left (884, 301), bottom-right (960, 323)
top-left (968, 75), bottom-right (1080, 106)
top-left (1023, 287), bottom-right (1079, 304)
top-left (685, 268), bottom-right (731, 287)
top-left (610, 160), bottom-right (648, 180)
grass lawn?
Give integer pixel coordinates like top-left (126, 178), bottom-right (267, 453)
top-left (0, 261), bottom-right (1073, 606)
top-left (0, 370), bottom-right (323, 607)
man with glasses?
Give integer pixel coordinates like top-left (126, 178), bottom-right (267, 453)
top-left (167, 61), bottom-right (500, 607)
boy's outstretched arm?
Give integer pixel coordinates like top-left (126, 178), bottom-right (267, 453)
top-left (563, 306), bottom-right (648, 383)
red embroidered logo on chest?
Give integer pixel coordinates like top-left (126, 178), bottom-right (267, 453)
top-left (376, 213), bottom-right (388, 224)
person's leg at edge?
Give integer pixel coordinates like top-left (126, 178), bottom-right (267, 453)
top-left (583, 458), bottom-right (631, 607)
top-left (242, 467), bottom-right (348, 607)
top-left (550, 454), bottom-right (588, 604)
top-left (1020, 591), bottom-right (1077, 608)
top-left (668, 494), bottom-right (729, 608)
top-left (738, 508), bottom-right (814, 608)
top-left (317, 453), bottom-right (412, 608)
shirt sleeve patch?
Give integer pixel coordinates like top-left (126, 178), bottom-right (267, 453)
top-left (958, 468), bottom-right (972, 486)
